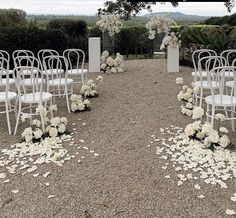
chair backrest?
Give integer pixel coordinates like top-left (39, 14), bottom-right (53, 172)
top-left (15, 66), bottom-right (43, 101)
top-left (38, 49), bottom-right (59, 70)
top-left (14, 56), bottom-right (40, 68)
top-left (192, 49), bottom-right (217, 73)
top-left (63, 49), bottom-right (85, 72)
top-left (198, 56), bottom-right (227, 80)
top-left (220, 49), bottom-right (236, 66)
top-left (0, 57), bottom-right (13, 87)
top-left (208, 65), bottom-right (236, 105)
top-left (42, 55), bottom-right (68, 84)
top-left (13, 50), bottom-right (35, 67)
top-left (0, 50), bottom-right (10, 65)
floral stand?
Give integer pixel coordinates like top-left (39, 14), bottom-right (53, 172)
top-left (89, 37), bottom-right (101, 73)
top-left (167, 46), bottom-right (179, 73)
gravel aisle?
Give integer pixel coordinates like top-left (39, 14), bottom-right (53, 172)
top-left (0, 59), bottom-right (235, 218)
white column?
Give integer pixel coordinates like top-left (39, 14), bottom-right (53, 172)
top-left (89, 37), bottom-right (101, 73)
top-left (167, 46), bottom-right (179, 73)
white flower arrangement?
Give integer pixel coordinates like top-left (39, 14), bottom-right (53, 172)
top-left (80, 76), bottom-right (103, 98)
top-left (183, 107), bottom-right (230, 149)
top-left (96, 14), bottom-right (123, 37)
top-left (146, 15), bottom-right (176, 40)
top-left (176, 78), bottom-right (200, 118)
top-left (160, 31), bottom-right (181, 50)
top-left (70, 94), bottom-right (90, 112)
top-left (101, 51), bottom-right (125, 73)
top-left (21, 105), bottom-right (68, 143)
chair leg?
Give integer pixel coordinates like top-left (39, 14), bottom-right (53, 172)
top-left (14, 101), bottom-right (22, 135)
top-left (5, 101), bottom-right (11, 134)
top-left (231, 106), bottom-right (235, 132)
top-left (65, 86), bottom-right (70, 113)
top-left (50, 99), bottom-right (53, 119)
top-left (211, 105), bottom-right (215, 127)
top-left (199, 88), bottom-right (203, 108)
top-left (206, 104), bottom-right (209, 123)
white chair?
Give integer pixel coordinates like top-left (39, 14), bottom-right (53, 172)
top-left (0, 57), bottom-right (17, 134)
top-left (63, 49), bottom-right (88, 85)
top-left (38, 49), bottom-right (64, 75)
top-left (14, 56), bottom-right (43, 86)
top-left (42, 55), bottom-right (73, 113)
top-left (193, 56), bottom-right (226, 107)
top-left (14, 66), bottom-right (53, 135)
top-left (192, 49), bottom-right (217, 82)
top-left (226, 59), bottom-right (236, 92)
top-left (0, 50), bottom-right (14, 75)
top-left (205, 66), bottom-right (236, 131)
top-left (220, 50), bottom-right (236, 79)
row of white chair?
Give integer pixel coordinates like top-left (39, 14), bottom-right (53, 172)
top-left (191, 49), bottom-right (236, 131)
top-left (0, 49), bottom-right (88, 135)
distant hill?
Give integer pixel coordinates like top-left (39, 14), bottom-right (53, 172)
top-left (144, 12), bottom-right (209, 22)
top-left (204, 13), bottom-right (236, 26)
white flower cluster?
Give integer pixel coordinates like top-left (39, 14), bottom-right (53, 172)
top-left (146, 16), bottom-right (176, 40)
top-left (81, 76), bottom-right (103, 98)
top-left (70, 94), bottom-right (90, 112)
top-left (184, 114), bottom-right (230, 149)
top-left (176, 78), bottom-right (200, 118)
top-left (21, 105), bottom-right (68, 142)
top-left (160, 31), bottom-right (181, 50)
top-left (101, 51), bottom-right (125, 73)
top-left (96, 14), bottom-right (123, 37)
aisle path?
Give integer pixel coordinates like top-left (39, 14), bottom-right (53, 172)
top-left (0, 59), bottom-right (234, 217)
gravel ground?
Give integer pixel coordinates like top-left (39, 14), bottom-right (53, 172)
top-left (0, 59), bottom-right (235, 218)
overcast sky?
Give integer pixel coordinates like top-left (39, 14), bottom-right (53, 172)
top-left (0, 0), bottom-right (235, 17)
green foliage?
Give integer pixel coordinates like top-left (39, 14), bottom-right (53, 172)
top-left (204, 13), bottom-right (236, 26)
top-left (0, 9), bottom-right (27, 27)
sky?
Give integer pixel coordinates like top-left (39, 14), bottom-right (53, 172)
top-left (0, 0), bottom-right (235, 17)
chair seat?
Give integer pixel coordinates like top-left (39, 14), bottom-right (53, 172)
top-left (43, 69), bottom-right (64, 75)
top-left (0, 79), bottom-right (15, 86)
top-left (68, 69), bottom-right (88, 75)
top-left (22, 78), bottom-right (45, 86)
top-left (226, 80), bottom-right (235, 88)
top-left (21, 69), bottom-right (39, 75)
top-left (194, 81), bottom-right (219, 89)
top-left (224, 70), bottom-right (234, 78)
top-left (192, 71), bottom-right (208, 77)
top-left (48, 78), bottom-right (73, 86)
top-left (205, 95), bottom-right (236, 106)
top-left (20, 92), bottom-right (52, 104)
top-left (0, 92), bottom-right (17, 102)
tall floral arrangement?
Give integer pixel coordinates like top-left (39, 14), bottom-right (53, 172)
top-left (146, 16), bottom-right (176, 40)
top-left (96, 14), bottom-right (123, 37)
top-left (100, 51), bottom-right (125, 73)
top-left (160, 31), bottom-right (181, 50)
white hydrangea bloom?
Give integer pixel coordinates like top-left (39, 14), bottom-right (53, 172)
top-left (192, 107), bottom-right (204, 120)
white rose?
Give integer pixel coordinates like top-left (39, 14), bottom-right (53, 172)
top-left (192, 107), bottom-right (204, 120)
top-left (219, 135), bottom-right (230, 148)
top-left (34, 128), bottom-right (43, 139)
top-left (32, 119), bottom-right (41, 127)
top-left (49, 127), bottom-right (58, 137)
top-left (58, 124), bottom-right (66, 134)
top-left (21, 113), bottom-right (31, 123)
top-left (184, 124), bottom-right (195, 137)
top-left (61, 117), bottom-right (68, 125)
top-left (49, 104), bottom-right (58, 112)
top-left (110, 67), bottom-right (118, 73)
top-left (219, 127), bottom-right (229, 134)
top-left (215, 113), bottom-right (226, 121)
top-left (208, 130), bottom-right (219, 143)
top-left (50, 117), bottom-right (61, 127)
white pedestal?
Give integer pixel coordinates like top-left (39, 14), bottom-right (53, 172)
top-left (89, 37), bottom-right (101, 73)
top-left (167, 46), bottom-right (179, 73)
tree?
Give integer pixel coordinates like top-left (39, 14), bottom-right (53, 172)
top-left (98, 1), bottom-right (234, 20)
top-left (0, 9), bottom-right (27, 27)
